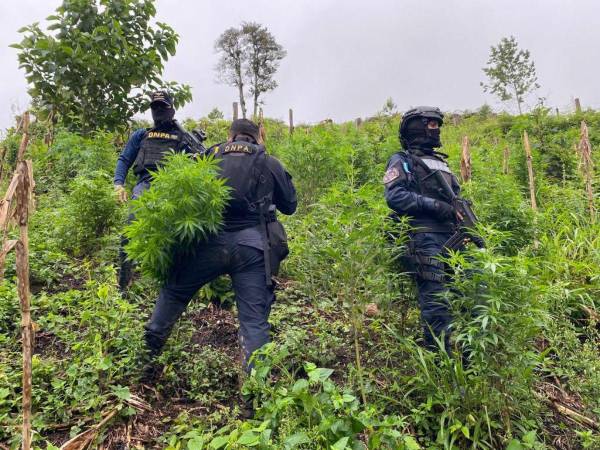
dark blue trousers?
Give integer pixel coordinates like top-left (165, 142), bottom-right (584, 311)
top-left (412, 231), bottom-right (453, 351)
top-left (118, 180), bottom-right (151, 290)
top-left (144, 226), bottom-right (274, 370)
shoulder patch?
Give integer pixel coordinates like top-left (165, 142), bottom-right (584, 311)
top-left (383, 166), bottom-right (400, 184)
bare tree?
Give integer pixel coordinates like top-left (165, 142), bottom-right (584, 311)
top-left (215, 28), bottom-right (248, 118)
top-left (481, 36), bottom-right (539, 114)
top-left (241, 22), bottom-right (287, 119)
top-left (215, 23), bottom-right (286, 120)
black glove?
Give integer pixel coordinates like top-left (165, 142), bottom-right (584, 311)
top-left (433, 200), bottom-right (456, 221)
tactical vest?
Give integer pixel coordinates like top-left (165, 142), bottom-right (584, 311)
top-left (133, 127), bottom-right (184, 175)
top-left (213, 141), bottom-right (270, 219)
top-left (406, 149), bottom-right (460, 202)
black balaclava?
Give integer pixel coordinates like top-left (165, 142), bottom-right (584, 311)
top-left (403, 118), bottom-right (441, 153)
top-left (151, 105), bottom-right (175, 129)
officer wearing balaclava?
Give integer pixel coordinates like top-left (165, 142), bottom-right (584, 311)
top-left (382, 107), bottom-right (462, 352)
top-left (113, 91), bottom-right (196, 292)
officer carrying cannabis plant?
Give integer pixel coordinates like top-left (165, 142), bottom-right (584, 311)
top-left (383, 107), bottom-right (464, 352)
top-left (141, 119), bottom-right (297, 417)
top-left (114, 91), bottom-right (201, 292)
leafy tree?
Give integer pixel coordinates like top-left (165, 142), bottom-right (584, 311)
top-left (215, 27), bottom-right (248, 118)
top-left (214, 23), bottom-right (286, 119)
top-left (241, 22), bottom-right (286, 119)
top-left (481, 36), bottom-right (540, 114)
top-left (379, 97), bottom-right (397, 116)
top-left (207, 107), bottom-right (224, 120)
top-left (12, 0), bottom-right (191, 133)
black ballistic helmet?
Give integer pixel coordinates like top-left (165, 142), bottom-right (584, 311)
top-left (399, 106), bottom-right (444, 149)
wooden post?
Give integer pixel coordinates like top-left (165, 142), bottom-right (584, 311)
top-left (16, 161), bottom-right (33, 450)
top-left (288, 108), bottom-right (294, 135)
top-left (0, 112), bottom-right (34, 450)
top-left (0, 146), bottom-right (7, 185)
top-left (503, 147), bottom-right (510, 175)
top-left (16, 112), bottom-right (30, 161)
top-left (355, 118), bottom-right (362, 128)
top-left (460, 135), bottom-right (471, 182)
top-left (555, 107), bottom-right (559, 117)
top-left (17, 111), bottom-right (33, 450)
top-left (575, 98), bottom-right (582, 113)
top-left (523, 131), bottom-right (537, 211)
top-left (233, 102), bottom-right (238, 121)
top-left (258, 108), bottom-right (266, 144)
top-left (579, 121), bottom-right (595, 222)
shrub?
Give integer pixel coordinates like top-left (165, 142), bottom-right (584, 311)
top-left (56, 171), bottom-right (122, 257)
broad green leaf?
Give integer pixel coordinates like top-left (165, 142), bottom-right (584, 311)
top-left (331, 437), bottom-right (349, 450)
top-left (283, 432), bottom-right (310, 449)
top-left (209, 436), bottom-right (229, 449)
top-left (506, 439), bottom-right (523, 450)
top-left (236, 430), bottom-right (259, 446)
top-left (187, 436), bottom-right (205, 450)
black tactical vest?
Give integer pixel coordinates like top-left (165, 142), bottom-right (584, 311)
top-left (133, 127), bottom-right (184, 175)
top-left (213, 141), bottom-right (270, 226)
top-left (407, 149), bottom-right (460, 202)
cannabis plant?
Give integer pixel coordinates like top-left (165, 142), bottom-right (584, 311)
top-left (124, 153), bottom-right (230, 281)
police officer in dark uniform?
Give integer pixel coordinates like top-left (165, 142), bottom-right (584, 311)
top-left (384, 107), bottom-right (461, 352)
top-left (114, 91), bottom-right (199, 292)
top-left (142, 118), bottom-right (296, 382)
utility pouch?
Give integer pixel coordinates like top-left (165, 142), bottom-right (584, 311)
top-left (267, 216), bottom-right (289, 276)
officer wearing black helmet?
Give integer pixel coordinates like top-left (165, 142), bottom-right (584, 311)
top-left (114, 91), bottom-right (201, 292)
top-left (383, 106), bottom-right (461, 352)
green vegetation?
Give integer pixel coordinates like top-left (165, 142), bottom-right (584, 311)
top-left (12, 0), bottom-right (191, 133)
top-left (124, 153), bottom-right (230, 281)
top-left (0, 108), bottom-right (599, 449)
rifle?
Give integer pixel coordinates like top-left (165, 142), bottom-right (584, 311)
top-left (426, 168), bottom-right (485, 251)
top-left (173, 120), bottom-right (208, 156)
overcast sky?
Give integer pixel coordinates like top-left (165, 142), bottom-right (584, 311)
top-left (1, 0), bottom-right (599, 130)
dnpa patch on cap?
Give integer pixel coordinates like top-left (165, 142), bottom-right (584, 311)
top-left (150, 91), bottom-right (173, 107)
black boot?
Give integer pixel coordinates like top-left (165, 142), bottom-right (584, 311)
top-left (140, 360), bottom-right (164, 385)
top-left (139, 335), bottom-right (165, 385)
top-left (239, 395), bottom-right (255, 420)
top-left (118, 236), bottom-right (133, 295)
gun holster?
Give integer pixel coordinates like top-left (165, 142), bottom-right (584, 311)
top-left (260, 205), bottom-right (289, 285)
top-left (401, 240), bottom-right (447, 283)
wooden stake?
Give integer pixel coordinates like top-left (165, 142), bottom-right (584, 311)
top-left (16, 162), bottom-right (33, 450)
top-left (288, 108), bottom-right (294, 135)
top-left (0, 146), bottom-right (7, 185)
top-left (233, 102), bottom-right (238, 121)
top-left (575, 98), bottom-right (582, 113)
top-left (503, 147), bottom-right (510, 175)
top-left (355, 118), bottom-right (362, 128)
top-left (258, 108), bottom-right (266, 144)
top-left (460, 135), bottom-right (471, 182)
top-left (578, 121), bottom-right (595, 222)
top-left (16, 112), bottom-right (30, 162)
top-left (0, 112), bottom-right (34, 450)
top-left (523, 131), bottom-right (537, 211)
